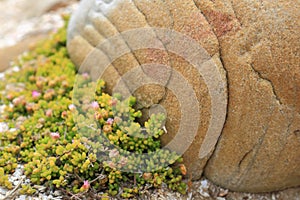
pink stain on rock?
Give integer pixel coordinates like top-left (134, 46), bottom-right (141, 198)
top-left (205, 10), bottom-right (236, 37)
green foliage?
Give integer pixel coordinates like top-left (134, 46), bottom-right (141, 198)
top-left (20, 184), bottom-right (36, 195)
top-left (0, 16), bottom-right (187, 198)
top-left (0, 168), bottom-right (13, 189)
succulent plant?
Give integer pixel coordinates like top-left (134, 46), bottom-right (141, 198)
top-left (0, 15), bottom-right (187, 198)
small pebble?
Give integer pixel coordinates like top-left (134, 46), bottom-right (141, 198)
top-left (0, 187), bottom-right (8, 195)
top-left (199, 179), bottom-right (210, 197)
top-left (33, 185), bottom-right (46, 192)
top-left (16, 195), bottom-right (27, 200)
top-left (218, 188), bottom-right (228, 197)
top-left (53, 190), bottom-right (62, 197)
top-left (24, 178), bottom-right (31, 184)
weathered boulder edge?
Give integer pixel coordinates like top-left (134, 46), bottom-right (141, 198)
top-left (67, 0), bottom-right (300, 193)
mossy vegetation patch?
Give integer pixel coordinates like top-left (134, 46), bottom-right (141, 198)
top-left (0, 16), bottom-right (187, 199)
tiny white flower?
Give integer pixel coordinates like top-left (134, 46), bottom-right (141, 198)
top-left (68, 104), bottom-right (76, 111)
top-left (0, 122), bottom-right (9, 133)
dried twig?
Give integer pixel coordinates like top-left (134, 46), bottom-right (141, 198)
top-left (90, 174), bottom-right (106, 184)
top-left (74, 172), bottom-right (84, 182)
top-left (61, 188), bottom-right (87, 200)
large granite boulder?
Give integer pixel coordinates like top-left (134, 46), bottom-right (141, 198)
top-left (67, 0), bottom-right (300, 193)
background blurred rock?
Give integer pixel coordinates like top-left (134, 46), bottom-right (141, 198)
top-left (0, 0), bottom-right (79, 72)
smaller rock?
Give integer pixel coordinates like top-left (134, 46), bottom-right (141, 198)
top-left (9, 165), bottom-right (24, 183)
top-left (13, 180), bottom-right (20, 186)
top-left (38, 193), bottom-right (51, 200)
top-left (218, 188), bottom-right (228, 197)
top-left (24, 178), bottom-right (31, 184)
top-left (198, 179), bottom-right (210, 197)
top-left (16, 195), bottom-right (27, 200)
top-left (53, 190), bottom-right (62, 197)
top-left (33, 185), bottom-right (46, 192)
top-left (0, 187), bottom-right (8, 195)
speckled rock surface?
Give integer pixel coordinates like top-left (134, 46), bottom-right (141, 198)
top-left (66, 0), bottom-right (300, 193)
top-left (195, 0), bottom-right (300, 193)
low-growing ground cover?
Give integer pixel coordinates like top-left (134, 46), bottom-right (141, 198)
top-left (0, 16), bottom-right (187, 199)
